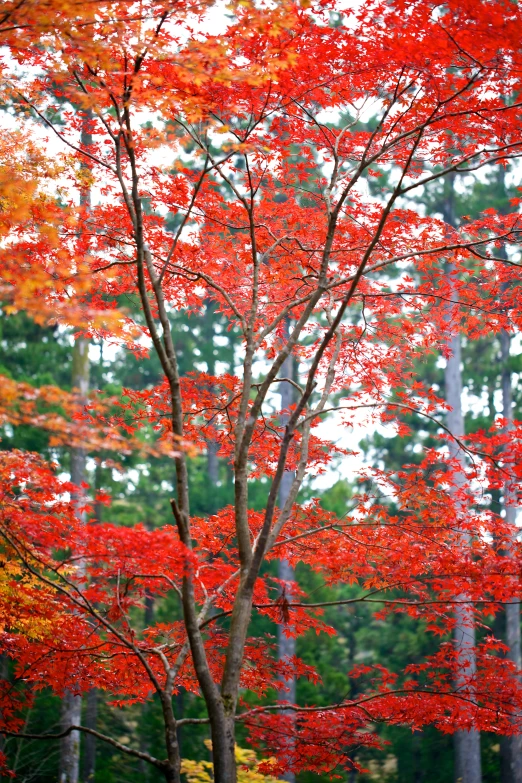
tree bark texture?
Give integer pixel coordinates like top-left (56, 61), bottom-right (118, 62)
top-left (61, 113), bottom-right (92, 783)
top-left (59, 690), bottom-right (82, 783)
top-left (445, 330), bottom-right (482, 783)
top-left (442, 179), bottom-right (482, 783)
top-left (277, 326), bottom-right (296, 783)
top-left (203, 299), bottom-right (220, 499)
top-left (499, 328), bottom-right (522, 783)
top-left (60, 335), bottom-right (90, 783)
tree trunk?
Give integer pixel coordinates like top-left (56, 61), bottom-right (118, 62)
top-left (499, 328), bottom-right (522, 783)
top-left (203, 299), bottom-right (220, 503)
top-left (82, 460), bottom-right (104, 783)
top-left (214, 717), bottom-right (237, 783)
top-left (277, 323), bottom-right (296, 783)
top-left (442, 181), bottom-right (481, 783)
top-left (443, 182), bottom-right (482, 783)
top-left (497, 160), bottom-right (522, 783)
top-left (163, 764), bottom-right (181, 783)
top-left (59, 690), bottom-right (82, 783)
top-left (61, 113), bottom-right (92, 783)
top-left (60, 336), bottom-right (90, 783)
top-left (445, 330), bottom-right (481, 783)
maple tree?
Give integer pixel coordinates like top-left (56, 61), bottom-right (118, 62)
top-left (2, 0), bottom-right (522, 781)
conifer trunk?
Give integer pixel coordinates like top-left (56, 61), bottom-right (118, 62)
top-left (59, 690), bottom-right (82, 783)
top-left (277, 321), bottom-right (296, 783)
top-left (442, 180), bottom-right (481, 783)
top-left (60, 335), bottom-right (89, 783)
top-left (60, 113), bottom-right (92, 783)
top-left (204, 300), bottom-right (220, 496)
top-left (499, 328), bottom-right (522, 783)
top-left (495, 164), bottom-right (522, 783)
top-left (445, 331), bottom-right (481, 783)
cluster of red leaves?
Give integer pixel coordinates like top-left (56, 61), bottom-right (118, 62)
top-left (2, 434), bottom-right (522, 775)
top-left (247, 639), bottom-right (522, 778)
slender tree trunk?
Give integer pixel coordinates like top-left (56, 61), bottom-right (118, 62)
top-left (203, 301), bottom-right (219, 757)
top-left (82, 458), bottom-right (105, 783)
top-left (203, 302), bottom-right (237, 783)
top-left (60, 335), bottom-right (89, 783)
top-left (277, 321), bottom-right (296, 783)
top-left (445, 330), bottom-right (482, 783)
top-left (60, 690), bottom-right (82, 783)
top-left (203, 299), bottom-right (220, 502)
top-left (495, 162), bottom-right (522, 783)
top-left (60, 113), bottom-right (92, 783)
top-left (499, 328), bottom-right (522, 783)
top-left (209, 715), bottom-right (236, 783)
top-left (442, 180), bottom-right (481, 783)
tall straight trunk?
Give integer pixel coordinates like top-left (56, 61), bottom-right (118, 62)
top-left (277, 320), bottom-right (296, 783)
top-left (499, 328), bottom-right (522, 783)
top-left (82, 459), bottom-right (104, 783)
top-left (494, 163), bottom-right (522, 783)
top-left (442, 180), bottom-right (481, 783)
top-left (60, 335), bottom-right (89, 783)
top-left (445, 330), bottom-right (481, 783)
top-left (203, 300), bottom-right (220, 499)
top-left (203, 305), bottom-right (218, 758)
top-left (60, 690), bottom-right (82, 783)
top-left (60, 113), bottom-right (92, 783)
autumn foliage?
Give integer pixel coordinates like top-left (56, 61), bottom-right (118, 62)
top-left (1, 0), bottom-right (522, 780)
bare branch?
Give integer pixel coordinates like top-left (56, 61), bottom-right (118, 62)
top-left (1, 725), bottom-right (166, 770)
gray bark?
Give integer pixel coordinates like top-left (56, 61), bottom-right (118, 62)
top-left (445, 325), bottom-right (482, 783)
top-left (442, 181), bottom-right (481, 783)
top-left (60, 335), bottom-right (89, 783)
top-left (204, 300), bottom-right (220, 499)
top-left (60, 114), bottom-right (92, 783)
top-left (445, 331), bottom-right (481, 783)
top-left (499, 328), bottom-right (522, 783)
top-left (277, 323), bottom-right (296, 783)
top-left (60, 691), bottom-right (82, 783)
